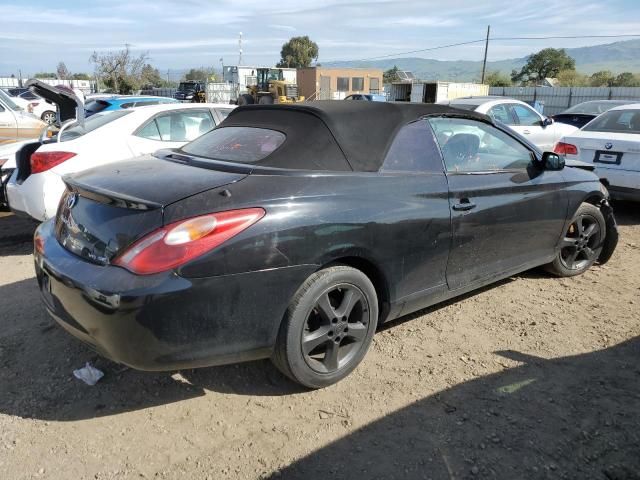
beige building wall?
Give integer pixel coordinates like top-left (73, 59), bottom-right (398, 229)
top-left (297, 67), bottom-right (384, 99)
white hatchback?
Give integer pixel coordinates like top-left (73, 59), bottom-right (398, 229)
top-left (7, 102), bottom-right (234, 221)
top-left (442, 96), bottom-right (578, 151)
top-left (555, 103), bottom-right (640, 201)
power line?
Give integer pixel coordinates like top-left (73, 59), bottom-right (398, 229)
top-left (492, 33), bottom-right (640, 41)
top-left (329, 33), bottom-right (640, 64)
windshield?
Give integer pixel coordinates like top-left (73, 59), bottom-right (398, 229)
top-left (178, 83), bottom-right (197, 91)
top-left (59, 110), bottom-right (131, 142)
top-left (583, 109), bottom-right (640, 134)
top-left (181, 126), bottom-right (285, 163)
top-left (564, 101), bottom-right (633, 115)
top-left (0, 89), bottom-right (23, 111)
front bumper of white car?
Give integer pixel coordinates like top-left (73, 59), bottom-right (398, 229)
top-left (6, 169), bottom-right (66, 222)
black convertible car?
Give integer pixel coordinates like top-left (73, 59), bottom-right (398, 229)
top-left (34, 102), bottom-right (618, 388)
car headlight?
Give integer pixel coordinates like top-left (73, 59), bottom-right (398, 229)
top-left (185, 94), bottom-right (193, 99)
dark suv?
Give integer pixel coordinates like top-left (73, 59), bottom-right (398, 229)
top-left (174, 81), bottom-right (206, 102)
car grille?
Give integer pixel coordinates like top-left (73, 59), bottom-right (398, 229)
top-left (285, 85), bottom-right (298, 98)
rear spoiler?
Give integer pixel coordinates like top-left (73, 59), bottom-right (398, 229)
top-left (63, 175), bottom-right (162, 211)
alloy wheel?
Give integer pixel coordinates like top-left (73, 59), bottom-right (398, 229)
top-left (559, 214), bottom-right (602, 270)
top-left (301, 284), bottom-right (371, 374)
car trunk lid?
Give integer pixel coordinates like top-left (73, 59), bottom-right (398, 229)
top-left (55, 154), bottom-right (248, 265)
top-left (568, 131), bottom-right (640, 172)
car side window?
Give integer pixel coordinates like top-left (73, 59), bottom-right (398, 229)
top-left (154, 110), bottom-right (215, 142)
top-left (120, 102), bottom-right (134, 109)
top-left (510, 104), bottom-right (542, 127)
top-left (428, 117), bottom-right (533, 173)
top-left (136, 120), bottom-right (162, 140)
top-left (487, 104), bottom-right (514, 124)
top-left (380, 120), bottom-right (444, 173)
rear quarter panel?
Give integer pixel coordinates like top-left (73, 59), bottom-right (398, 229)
top-left (165, 171), bottom-right (452, 307)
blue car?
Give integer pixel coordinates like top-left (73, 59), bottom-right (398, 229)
top-left (84, 95), bottom-right (178, 117)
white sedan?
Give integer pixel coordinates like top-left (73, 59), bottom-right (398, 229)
top-left (555, 103), bottom-right (640, 201)
top-left (442, 96), bottom-right (578, 151)
top-left (11, 95), bottom-right (58, 125)
top-left (7, 102), bottom-right (234, 221)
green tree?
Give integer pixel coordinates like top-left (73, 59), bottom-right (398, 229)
top-left (71, 73), bottom-right (92, 80)
top-left (183, 68), bottom-right (214, 82)
top-left (511, 48), bottom-right (575, 85)
top-left (556, 69), bottom-right (588, 87)
top-left (34, 72), bottom-right (56, 79)
top-left (589, 70), bottom-right (615, 87)
top-left (56, 62), bottom-right (70, 80)
top-left (383, 66), bottom-right (401, 83)
top-left (90, 46), bottom-right (149, 94)
top-left (141, 64), bottom-right (164, 87)
top-left (276, 36), bottom-right (319, 68)
top-left (484, 71), bottom-right (511, 87)
top-left (612, 72), bottom-right (640, 87)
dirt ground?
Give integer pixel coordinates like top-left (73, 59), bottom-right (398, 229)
top-left (0, 204), bottom-right (639, 480)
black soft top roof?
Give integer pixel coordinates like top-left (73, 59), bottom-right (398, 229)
top-left (223, 101), bottom-right (492, 172)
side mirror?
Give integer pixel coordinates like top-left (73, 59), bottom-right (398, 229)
top-left (542, 117), bottom-right (553, 127)
top-left (541, 151), bottom-right (565, 170)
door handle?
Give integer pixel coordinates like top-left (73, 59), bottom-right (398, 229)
top-left (452, 199), bottom-right (476, 211)
top-left (523, 130), bottom-right (531, 134)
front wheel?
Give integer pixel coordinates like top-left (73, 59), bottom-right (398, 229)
top-left (272, 266), bottom-right (378, 388)
top-left (545, 202), bottom-right (606, 277)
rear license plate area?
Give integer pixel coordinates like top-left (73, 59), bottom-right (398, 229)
top-left (594, 151), bottom-right (623, 165)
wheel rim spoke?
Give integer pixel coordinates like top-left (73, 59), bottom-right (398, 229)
top-left (316, 293), bottom-right (337, 322)
top-left (565, 249), bottom-right (579, 268)
top-left (583, 247), bottom-right (596, 260)
top-left (346, 322), bottom-right (367, 341)
top-left (584, 222), bottom-right (597, 238)
top-left (560, 237), bottom-right (576, 248)
top-left (335, 288), bottom-right (363, 319)
top-left (576, 217), bottom-right (585, 235)
top-left (323, 342), bottom-right (340, 371)
top-left (302, 327), bottom-right (330, 355)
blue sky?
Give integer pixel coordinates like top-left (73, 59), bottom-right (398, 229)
top-left (1, 0), bottom-right (639, 75)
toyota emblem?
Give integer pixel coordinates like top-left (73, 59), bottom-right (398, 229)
top-left (66, 193), bottom-right (78, 210)
top-left (605, 142), bottom-right (613, 150)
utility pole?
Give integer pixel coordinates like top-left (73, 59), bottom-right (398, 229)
top-left (238, 32), bottom-right (243, 65)
top-left (481, 25), bottom-right (490, 84)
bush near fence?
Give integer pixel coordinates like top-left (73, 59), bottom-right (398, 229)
top-left (488, 86), bottom-right (640, 116)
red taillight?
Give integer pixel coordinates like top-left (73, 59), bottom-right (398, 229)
top-left (30, 151), bottom-right (76, 174)
top-left (553, 142), bottom-right (578, 156)
top-left (28, 102), bottom-right (39, 113)
top-left (112, 208), bottom-right (266, 275)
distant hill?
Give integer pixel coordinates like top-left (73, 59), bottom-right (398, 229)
top-left (323, 39), bottom-right (640, 82)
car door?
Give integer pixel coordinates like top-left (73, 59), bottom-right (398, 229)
top-left (427, 116), bottom-right (568, 291)
top-left (0, 101), bottom-right (18, 144)
top-left (128, 109), bottom-right (217, 156)
top-left (509, 103), bottom-right (556, 151)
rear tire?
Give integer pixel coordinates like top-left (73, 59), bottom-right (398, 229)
top-left (237, 94), bottom-right (254, 106)
top-left (272, 266), bottom-right (378, 389)
top-left (41, 111), bottom-right (56, 125)
top-left (545, 202), bottom-right (606, 277)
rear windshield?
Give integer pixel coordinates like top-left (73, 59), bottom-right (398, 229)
top-left (448, 103), bottom-right (479, 111)
top-left (59, 110), bottom-right (131, 142)
top-left (564, 101), bottom-right (632, 115)
top-left (583, 109), bottom-right (640, 134)
top-left (181, 127), bottom-right (285, 163)
top-left (85, 99), bottom-right (110, 114)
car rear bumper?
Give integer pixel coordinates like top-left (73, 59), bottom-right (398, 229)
top-left (7, 170), bottom-right (65, 221)
top-left (34, 220), bottom-right (316, 371)
top-left (595, 167), bottom-right (640, 201)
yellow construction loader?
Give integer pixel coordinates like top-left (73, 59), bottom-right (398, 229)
top-left (237, 68), bottom-right (304, 105)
